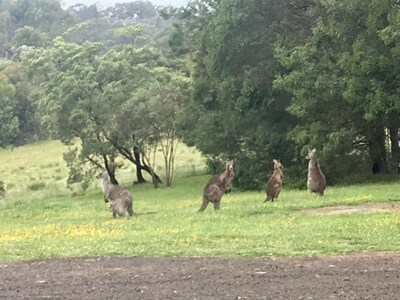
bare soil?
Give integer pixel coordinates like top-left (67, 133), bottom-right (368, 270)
top-left (1, 252), bottom-right (400, 299)
top-left (295, 201), bottom-right (400, 216)
top-left (2, 202), bottom-right (400, 299)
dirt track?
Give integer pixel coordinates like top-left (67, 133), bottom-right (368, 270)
top-left (1, 253), bottom-right (400, 299)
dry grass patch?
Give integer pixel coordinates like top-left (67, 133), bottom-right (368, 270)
top-left (294, 201), bottom-right (400, 216)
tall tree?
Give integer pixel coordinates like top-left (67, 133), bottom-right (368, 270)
top-left (0, 8), bottom-right (15, 59)
top-left (0, 73), bottom-right (19, 147)
top-left (276, 0), bottom-right (400, 178)
top-left (127, 67), bottom-right (191, 186)
top-left (2, 63), bottom-right (42, 145)
top-left (21, 38), bottom-right (163, 186)
top-left (177, 0), bottom-right (311, 189)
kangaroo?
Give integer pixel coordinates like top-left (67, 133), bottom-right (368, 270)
top-left (198, 160), bottom-right (235, 212)
top-left (97, 169), bottom-right (134, 218)
top-left (264, 159), bottom-right (283, 202)
top-left (306, 148), bottom-right (326, 196)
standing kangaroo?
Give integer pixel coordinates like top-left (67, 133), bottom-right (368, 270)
top-left (97, 169), bottom-right (134, 218)
top-left (264, 159), bottom-right (283, 202)
top-left (306, 148), bottom-right (326, 196)
top-left (198, 160), bottom-right (235, 212)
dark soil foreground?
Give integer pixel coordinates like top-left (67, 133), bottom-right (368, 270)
top-left (1, 253), bottom-right (400, 299)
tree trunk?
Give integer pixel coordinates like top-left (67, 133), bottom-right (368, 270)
top-left (141, 163), bottom-right (163, 184)
top-left (369, 125), bottom-right (388, 174)
top-left (103, 155), bottom-right (119, 185)
top-left (389, 127), bottom-right (399, 174)
top-left (112, 143), bottom-right (163, 185)
top-left (133, 145), bottom-right (146, 184)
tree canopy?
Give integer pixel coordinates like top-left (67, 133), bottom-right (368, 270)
top-left (1, 0), bottom-right (400, 190)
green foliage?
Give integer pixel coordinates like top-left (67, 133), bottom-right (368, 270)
top-left (21, 38), bottom-right (166, 182)
top-left (178, 0), bottom-right (310, 189)
top-left (113, 25), bottom-right (149, 47)
top-left (0, 0), bottom-right (73, 58)
top-left (276, 0), bottom-right (400, 178)
top-left (64, 1), bottom-right (172, 50)
top-left (285, 177), bottom-right (307, 190)
top-left (2, 0), bottom-right (400, 194)
top-left (28, 182), bottom-right (46, 191)
top-left (13, 26), bottom-right (48, 47)
top-left (129, 67), bottom-right (191, 186)
top-left (105, 1), bottom-right (158, 20)
top-left (205, 156), bottom-right (224, 175)
top-left (63, 147), bottom-right (96, 194)
top-left (2, 63), bottom-right (43, 145)
top-left (0, 0), bottom-right (185, 149)
top-left (168, 23), bottom-right (188, 56)
top-left (0, 181), bottom-right (5, 198)
top-left (0, 73), bottom-right (19, 147)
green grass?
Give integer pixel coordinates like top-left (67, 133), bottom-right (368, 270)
top-left (0, 140), bottom-right (206, 204)
top-left (1, 173), bottom-right (400, 262)
top-left (1, 141), bottom-right (400, 262)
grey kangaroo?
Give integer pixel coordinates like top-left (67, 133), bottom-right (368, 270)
top-left (198, 160), bottom-right (235, 212)
top-left (306, 148), bottom-right (326, 196)
top-left (265, 159), bottom-right (283, 202)
top-left (97, 169), bottom-right (134, 218)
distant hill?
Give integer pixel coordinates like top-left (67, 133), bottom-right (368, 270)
top-left (62, 0), bottom-right (189, 9)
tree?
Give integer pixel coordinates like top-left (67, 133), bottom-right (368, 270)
top-left (13, 26), bottom-right (48, 48)
top-left (177, 0), bottom-right (312, 189)
top-left (275, 0), bottom-right (400, 179)
top-left (66, 4), bottom-right (101, 22)
top-left (9, 0), bottom-right (73, 36)
top-left (21, 38), bottom-right (163, 187)
top-left (2, 63), bottom-right (42, 145)
top-left (106, 1), bottom-right (157, 20)
top-left (0, 9), bottom-right (15, 59)
top-left (128, 67), bottom-right (191, 186)
top-left (0, 73), bottom-right (19, 147)
top-left (113, 25), bottom-right (149, 47)
top-left (0, 0), bottom-right (74, 59)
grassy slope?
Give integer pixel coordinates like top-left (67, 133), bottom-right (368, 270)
top-left (0, 140), bottom-right (206, 203)
top-left (1, 141), bottom-right (400, 262)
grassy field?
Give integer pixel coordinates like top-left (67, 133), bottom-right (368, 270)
top-left (1, 141), bottom-right (400, 262)
top-left (0, 140), bottom-right (206, 203)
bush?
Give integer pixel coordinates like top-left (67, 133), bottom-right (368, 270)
top-left (0, 181), bottom-right (5, 198)
top-left (205, 157), bottom-right (225, 175)
top-left (28, 182), bottom-right (46, 191)
top-left (285, 177), bottom-right (307, 190)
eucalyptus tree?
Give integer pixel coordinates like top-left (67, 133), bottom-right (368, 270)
top-left (0, 8), bottom-right (15, 59)
top-left (21, 38), bottom-right (163, 187)
top-left (0, 0), bottom-right (73, 59)
top-left (125, 67), bottom-right (191, 187)
top-left (105, 1), bottom-right (157, 20)
top-left (9, 0), bottom-right (73, 36)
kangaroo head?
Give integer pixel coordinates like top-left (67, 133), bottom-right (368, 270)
top-left (272, 159), bottom-right (283, 170)
top-left (96, 169), bottom-right (109, 180)
top-left (306, 148), bottom-right (317, 160)
top-left (225, 160), bottom-right (234, 172)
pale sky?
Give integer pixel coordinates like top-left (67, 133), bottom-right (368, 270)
top-left (62, 0), bottom-right (189, 8)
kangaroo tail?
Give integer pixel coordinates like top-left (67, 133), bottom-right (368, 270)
top-left (134, 211), bottom-right (157, 216)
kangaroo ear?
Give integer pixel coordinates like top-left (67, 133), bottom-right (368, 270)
top-left (312, 148), bottom-right (316, 152)
top-left (273, 159), bottom-right (277, 164)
